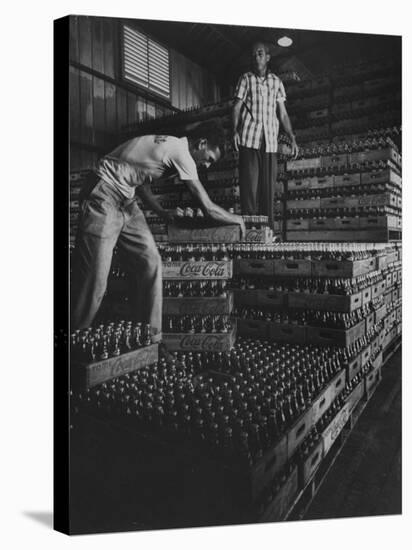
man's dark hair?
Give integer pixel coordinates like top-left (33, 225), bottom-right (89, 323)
top-left (186, 119), bottom-right (227, 159)
top-left (252, 41), bottom-right (270, 54)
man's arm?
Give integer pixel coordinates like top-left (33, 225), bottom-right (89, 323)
top-left (135, 183), bottom-right (174, 223)
top-left (184, 178), bottom-right (246, 238)
top-left (232, 98), bottom-right (243, 152)
top-left (278, 101), bottom-right (299, 159)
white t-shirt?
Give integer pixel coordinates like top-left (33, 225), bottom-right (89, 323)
top-left (96, 135), bottom-right (199, 198)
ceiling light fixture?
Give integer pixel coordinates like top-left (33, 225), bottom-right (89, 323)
top-left (277, 36), bottom-right (293, 47)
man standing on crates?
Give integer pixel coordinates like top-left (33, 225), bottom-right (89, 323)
top-left (71, 120), bottom-right (245, 343)
top-left (233, 42), bottom-right (299, 227)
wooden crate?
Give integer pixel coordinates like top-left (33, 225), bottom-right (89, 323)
top-left (362, 287), bottom-right (372, 306)
top-left (163, 325), bottom-right (236, 352)
top-left (361, 345), bottom-right (372, 367)
top-left (244, 227), bottom-right (273, 244)
top-left (286, 158), bottom-right (322, 172)
top-left (300, 439), bottom-right (324, 487)
top-left (247, 436), bottom-right (288, 502)
top-left (372, 279), bottom-right (386, 299)
top-left (365, 366), bottom-right (382, 398)
top-left (347, 354), bottom-right (362, 382)
top-left (312, 370), bottom-right (346, 424)
top-left (365, 312), bottom-right (375, 333)
top-left (258, 466), bottom-right (299, 522)
top-left (269, 324), bottom-right (307, 344)
top-left (237, 319), bottom-right (271, 339)
top-left (334, 173), bottom-right (361, 187)
top-left (361, 168), bottom-right (402, 187)
top-left (287, 406), bottom-right (315, 459)
top-left (234, 258), bottom-right (274, 277)
top-left (306, 320), bottom-right (365, 347)
top-left (286, 229), bottom-right (398, 243)
top-left (287, 176), bottom-right (319, 191)
top-left (273, 259), bottom-right (312, 277)
top-left (321, 403), bottom-right (350, 456)
top-left (256, 290), bottom-right (288, 308)
top-left (71, 343), bottom-right (159, 391)
top-left (370, 335), bottom-right (380, 355)
top-left (309, 217), bottom-right (359, 231)
top-left (345, 381), bottom-right (364, 414)
top-left (168, 223), bottom-right (240, 243)
top-left (287, 219), bottom-right (310, 231)
top-left (375, 304), bottom-right (387, 324)
top-left (320, 153), bottom-right (348, 169)
top-left (312, 257), bottom-right (376, 277)
top-left (162, 261), bottom-right (233, 280)
top-left (349, 147), bottom-right (399, 166)
top-left (287, 198), bottom-right (321, 210)
top-left (163, 294), bottom-right (234, 315)
top-left (287, 292), bottom-right (362, 313)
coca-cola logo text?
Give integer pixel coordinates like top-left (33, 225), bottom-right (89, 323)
top-left (179, 262), bottom-right (227, 278)
top-left (177, 334), bottom-right (228, 351)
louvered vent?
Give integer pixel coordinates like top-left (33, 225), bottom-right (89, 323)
top-left (123, 25), bottom-right (170, 99)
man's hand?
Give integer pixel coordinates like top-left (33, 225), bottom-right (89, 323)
top-left (290, 137), bottom-right (299, 159)
top-left (233, 215), bottom-right (246, 240)
top-left (233, 131), bottom-right (241, 152)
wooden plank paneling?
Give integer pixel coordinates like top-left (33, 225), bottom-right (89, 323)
top-left (92, 18), bottom-right (104, 74)
top-left (78, 16), bottom-right (92, 68)
top-left (69, 15), bottom-right (79, 63)
top-left (136, 96), bottom-right (146, 123)
top-left (127, 91), bottom-right (137, 127)
top-left (79, 70), bottom-right (94, 144)
top-left (69, 66), bottom-right (80, 141)
top-left (116, 87), bottom-right (128, 133)
top-left (70, 144), bottom-right (82, 172)
top-left (93, 76), bottom-right (106, 146)
top-left (104, 81), bottom-right (117, 147)
top-left (102, 18), bottom-right (115, 78)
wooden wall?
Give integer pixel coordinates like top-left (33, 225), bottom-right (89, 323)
top-left (69, 15), bottom-right (222, 172)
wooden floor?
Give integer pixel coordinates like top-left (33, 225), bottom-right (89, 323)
top-left (303, 348), bottom-right (402, 520)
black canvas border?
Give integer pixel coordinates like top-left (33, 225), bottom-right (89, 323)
top-left (53, 15), bottom-right (70, 535)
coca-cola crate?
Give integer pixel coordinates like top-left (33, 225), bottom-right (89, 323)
top-left (312, 369), bottom-right (346, 424)
top-left (333, 84), bottom-right (363, 100)
top-left (312, 257), bottom-right (376, 278)
top-left (362, 287), bottom-right (372, 306)
top-left (71, 343), bottom-right (159, 391)
top-left (321, 403), bottom-right (350, 456)
top-left (361, 168), bottom-right (402, 188)
top-left (392, 270), bottom-right (398, 284)
top-left (333, 173), bottom-right (361, 187)
top-left (364, 76), bottom-right (398, 93)
top-left (375, 304), bottom-right (387, 324)
top-left (258, 465), bottom-right (299, 522)
top-left (287, 175), bottom-right (319, 191)
top-left (365, 312), bottom-right (375, 333)
top-left (397, 323), bottom-right (402, 336)
top-left (286, 158), bottom-right (322, 172)
top-left (287, 406), bottom-right (314, 459)
top-left (361, 344), bottom-right (372, 367)
top-left (390, 309), bottom-right (397, 324)
top-left (392, 288), bottom-right (399, 302)
top-left (269, 323), bottom-right (307, 344)
top-left (237, 319), bottom-right (271, 339)
top-left (307, 107), bottom-right (329, 120)
top-left (163, 294), bottom-right (234, 315)
top-left (321, 193), bottom-right (398, 209)
top-left (287, 198), bottom-right (321, 210)
top-left (370, 335), bottom-right (380, 355)
top-left (234, 258), bottom-right (274, 277)
top-left (288, 292), bottom-right (362, 313)
top-left (247, 436), bottom-right (288, 502)
top-left (286, 229), bottom-right (397, 243)
top-left (320, 153), bottom-right (349, 169)
top-left (309, 217), bottom-right (359, 231)
top-left (306, 320), bottom-right (365, 347)
top-left (365, 365), bottom-right (382, 398)
top-left (256, 290), bottom-right (287, 308)
top-left (349, 147), bottom-right (399, 166)
top-left (244, 227), bottom-right (273, 244)
top-left (331, 101), bottom-right (352, 115)
top-left (379, 328), bottom-right (385, 347)
top-left (376, 254), bottom-right (388, 270)
top-left (347, 353), bottom-right (362, 382)
top-left (396, 305), bottom-right (402, 321)
top-left (383, 290), bottom-right (392, 307)
top-left (162, 260), bottom-right (233, 280)
top-left (287, 219), bottom-right (310, 231)
top-left (163, 324), bottom-right (236, 352)
top-left (359, 215), bottom-right (400, 230)
top-left (300, 439), bottom-right (324, 487)
top-left (273, 259), bottom-right (312, 277)
top-left (345, 381), bottom-right (364, 414)
top-left (168, 223), bottom-right (240, 243)
top-left (373, 351), bottom-right (383, 371)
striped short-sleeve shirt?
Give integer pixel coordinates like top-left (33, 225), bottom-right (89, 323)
top-left (234, 71), bottom-right (287, 153)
